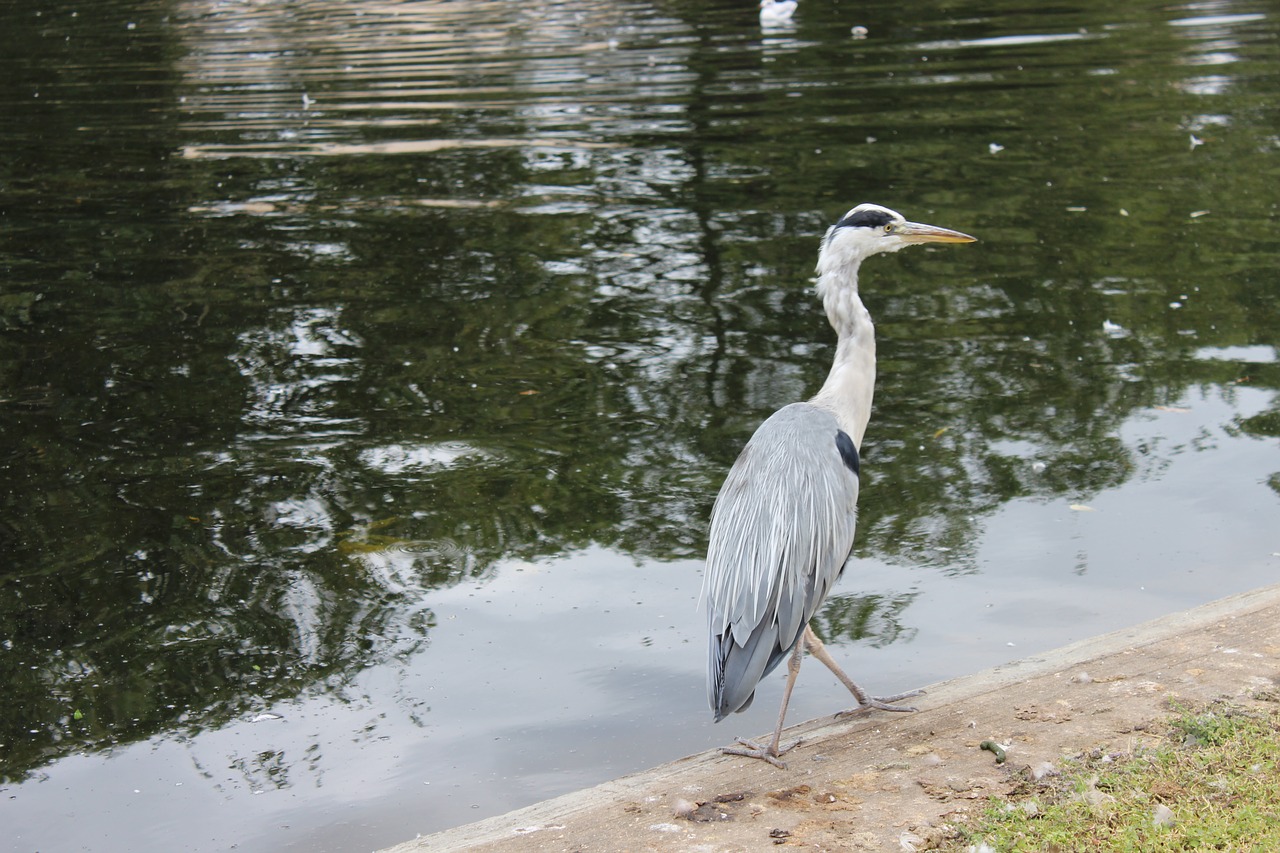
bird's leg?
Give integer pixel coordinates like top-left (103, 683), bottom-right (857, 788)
top-left (802, 625), bottom-right (923, 714)
top-left (721, 638), bottom-right (804, 769)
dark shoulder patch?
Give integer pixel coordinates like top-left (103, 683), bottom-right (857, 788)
top-left (835, 430), bottom-right (860, 477)
top-left (836, 207), bottom-right (894, 230)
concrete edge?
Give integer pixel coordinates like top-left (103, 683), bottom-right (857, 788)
top-left (382, 582), bottom-right (1280, 852)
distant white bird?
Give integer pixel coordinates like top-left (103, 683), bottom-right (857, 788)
top-left (759, 0), bottom-right (797, 26)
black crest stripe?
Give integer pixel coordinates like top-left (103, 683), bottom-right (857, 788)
top-left (836, 208), bottom-right (894, 230)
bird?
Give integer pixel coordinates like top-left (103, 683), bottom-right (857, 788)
top-left (700, 203), bottom-right (976, 768)
top-left (759, 0), bottom-right (798, 26)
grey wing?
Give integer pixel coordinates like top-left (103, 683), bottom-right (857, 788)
top-left (700, 403), bottom-right (862, 721)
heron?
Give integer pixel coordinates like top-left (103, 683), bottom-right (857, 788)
top-left (700, 203), bottom-right (976, 768)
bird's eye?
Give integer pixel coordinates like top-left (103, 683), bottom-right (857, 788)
top-left (883, 224), bottom-right (894, 233)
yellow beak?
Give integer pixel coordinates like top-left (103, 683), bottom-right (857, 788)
top-left (896, 221), bottom-right (977, 244)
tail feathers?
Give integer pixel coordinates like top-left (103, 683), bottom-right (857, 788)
top-left (709, 618), bottom-right (796, 722)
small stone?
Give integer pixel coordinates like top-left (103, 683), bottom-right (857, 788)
top-left (1031, 762), bottom-right (1058, 780)
top-left (899, 830), bottom-right (924, 851)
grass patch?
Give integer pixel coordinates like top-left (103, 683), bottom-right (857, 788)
top-left (948, 700), bottom-right (1280, 851)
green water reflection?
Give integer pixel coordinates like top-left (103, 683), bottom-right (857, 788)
top-left (1, 0), bottom-right (1277, 825)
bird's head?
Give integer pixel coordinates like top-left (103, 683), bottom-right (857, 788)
top-left (817, 203), bottom-right (975, 278)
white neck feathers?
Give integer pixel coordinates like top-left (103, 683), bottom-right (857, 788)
top-left (809, 257), bottom-right (876, 447)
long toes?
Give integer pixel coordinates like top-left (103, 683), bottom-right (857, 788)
top-left (734, 735), bottom-right (802, 756)
top-left (719, 736), bottom-right (799, 769)
top-left (835, 693), bottom-right (923, 717)
top-left (721, 744), bottom-right (787, 769)
top-left (776, 737), bottom-right (801, 755)
top-left (873, 688), bottom-right (925, 703)
top-left (867, 699), bottom-right (919, 713)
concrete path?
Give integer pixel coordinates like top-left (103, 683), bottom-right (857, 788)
top-left (382, 583), bottom-right (1280, 852)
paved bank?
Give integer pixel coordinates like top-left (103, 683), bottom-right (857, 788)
top-left (382, 583), bottom-right (1280, 852)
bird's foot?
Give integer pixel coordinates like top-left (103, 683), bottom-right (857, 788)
top-left (720, 736), bottom-right (800, 769)
top-left (835, 688), bottom-right (925, 717)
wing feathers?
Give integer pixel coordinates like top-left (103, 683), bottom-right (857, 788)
top-left (701, 403), bottom-right (861, 720)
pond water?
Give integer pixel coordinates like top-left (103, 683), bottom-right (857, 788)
top-left (2, 0), bottom-right (1278, 850)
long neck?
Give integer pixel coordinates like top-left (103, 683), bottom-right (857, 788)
top-left (808, 267), bottom-right (876, 448)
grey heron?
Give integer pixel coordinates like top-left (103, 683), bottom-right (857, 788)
top-left (700, 203), bottom-right (976, 768)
